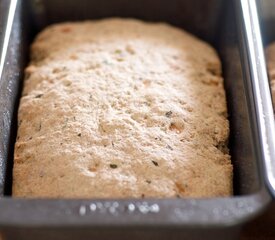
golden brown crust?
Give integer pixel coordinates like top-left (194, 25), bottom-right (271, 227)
top-left (13, 18), bottom-right (232, 198)
top-left (266, 43), bottom-right (275, 107)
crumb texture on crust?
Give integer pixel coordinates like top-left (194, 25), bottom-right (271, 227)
top-left (13, 18), bottom-right (232, 198)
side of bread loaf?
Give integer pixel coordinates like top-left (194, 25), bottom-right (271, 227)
top-left (13, 18), bottom-right (232, 198)
top-left (266, 43), bottom-right (275, 106)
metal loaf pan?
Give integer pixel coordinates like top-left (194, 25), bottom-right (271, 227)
top-left (253, 0), bottom-right (275, 198)
top-left (0, 0), bottom-right (274, 239)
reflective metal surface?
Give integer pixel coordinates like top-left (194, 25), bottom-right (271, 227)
top-left (0, 0), bottom-right (20, 196)
top-left (256, 0), bottom-right (275, 197)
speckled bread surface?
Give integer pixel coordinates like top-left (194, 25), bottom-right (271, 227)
top-left (13, 18), bottom-right (232, 198)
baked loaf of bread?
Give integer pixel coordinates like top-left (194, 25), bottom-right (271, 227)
top-left (266, 43), bottom-right (275, 106)
top-left (13, 19), bottom-right (232, 198)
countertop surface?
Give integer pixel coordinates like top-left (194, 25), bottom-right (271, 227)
top-left (241, 202), bottom-right (275, 240)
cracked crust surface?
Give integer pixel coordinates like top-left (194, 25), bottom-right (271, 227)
top-left (13, 18), bottom-right (232, 198)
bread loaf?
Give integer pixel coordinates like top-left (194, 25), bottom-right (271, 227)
top-left (13, 19), bottom-right (232, 198)
top-left (266, 43), bottom-right (275, 107)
